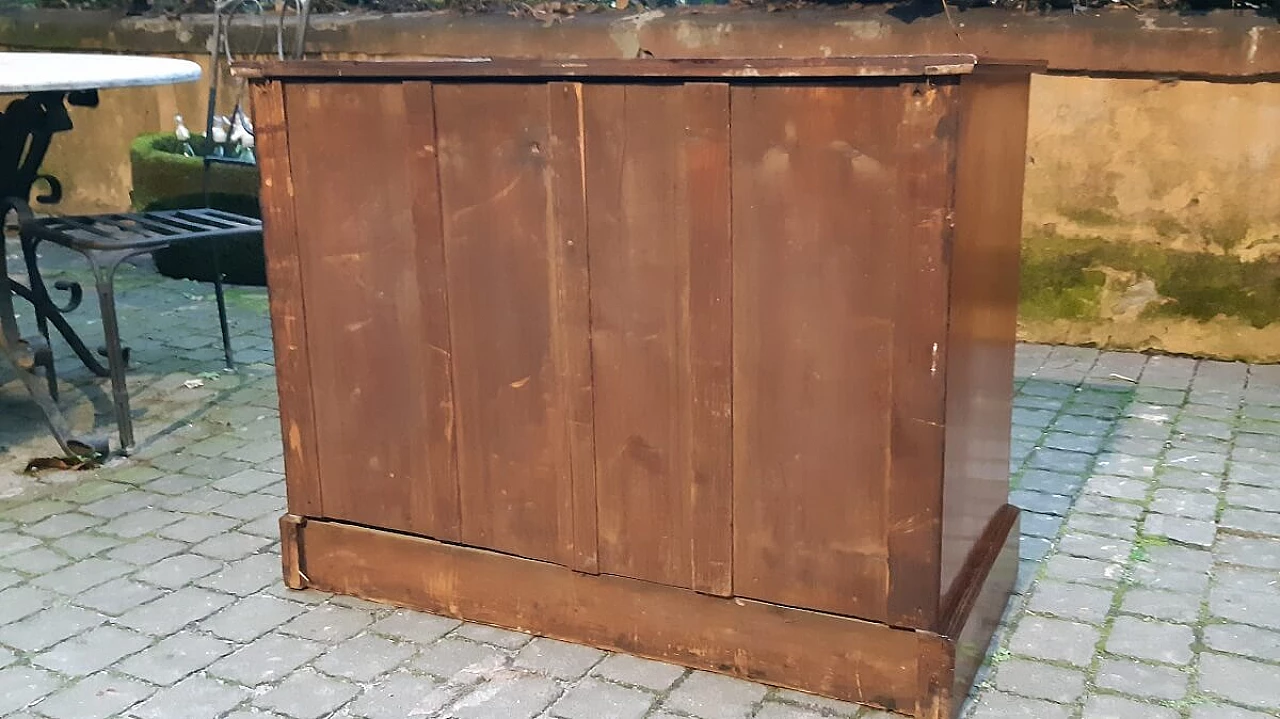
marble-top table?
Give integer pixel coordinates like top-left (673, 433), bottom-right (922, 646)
top-left (1, 52), bottom-right (201, 457)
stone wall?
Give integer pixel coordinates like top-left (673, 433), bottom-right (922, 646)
top-left (4, 7), bottom-right (1280, 360)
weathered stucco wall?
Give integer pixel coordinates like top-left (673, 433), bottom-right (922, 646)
top-left (4, 8), bottom-right (1280, 360)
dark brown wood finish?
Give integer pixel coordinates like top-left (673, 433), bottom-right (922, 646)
top-left (584, 82), bottom-right (733, 593)
top-left (731, 83), bottom-right (903, 622)
top-left (434, 83), bottom-right (588, 567)
top-left (939, 73), bottom-right (1031, 602)
top-left (250, 79), bottom-right (322, 517)
top-left (285, 82), bottom-right (461, 540)
top-left (252, 56), bottom-right (1036, 718)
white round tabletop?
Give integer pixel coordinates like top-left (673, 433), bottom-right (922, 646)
top-left (0, 52), bottom-right (202, 94)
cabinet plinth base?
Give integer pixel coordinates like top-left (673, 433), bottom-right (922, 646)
top-left (279, 506), bottom-right (1019, 719)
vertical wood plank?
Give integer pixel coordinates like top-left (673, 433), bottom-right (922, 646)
top-left (885, 81), bottom-right (960, 629)
top-left (284, 82), bottom-right (460, 540)
top-left (683, 82), bottom-right (734, 596)
top-left (547, 81), bottom-right (599, 574)
top-left (586, 83), bottom-right (732, 593)
top-left (250, 79), bottom-right (322, 518)
top-left (435, 83), bottom-right (582, 566)
top-left (731, 84), bottom-right (902, 622)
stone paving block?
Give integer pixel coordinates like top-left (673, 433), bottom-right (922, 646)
top-left (1066, 513), bottom-right (1138, 540)
top-left (196, 553), bottom-right (279, 596)
top-left (0, 605), bottom-right (104, 652)
top-left (1019, 536), bottom-right (1052, 562)
top-left (81, 491), bottom-right (163, 519)
top-left (452, 623), bottom-right (534, 649)
top-left (1081, 694), bottom-right (1178, 719)
top-left (211, 493), bottom-right (284, 522)
top-left (214, 468), bottom-right (282, 495)
top-left (0, 546), bottom-right (70, 573)
top-left (239, 513), bottom-right (285, 537)
top-left (591, 653), bottom-right (686, 692)
top-left (1158, 468), bottom-right (1224, 492)
top-left (447, 673), bottom-right (561, 719)
top-left (208, 632), bottom-right (325, 686)
top-left (1216, 535), bottom-right (1280, 570)
top-left (1233, 444), bottom-right (1280, 467)
top-left (1057, 532), bottom-right (1132, 563)
top-left (1143, 513), bottom-right (1218, 548)
top-left (0, 666), bottom-right (62, 715)
top-left (1093, 656), bottom-right (1188, 701)
top-left (345, 671), bottom-right (446, 719)
top-left (1199, 652), bottom-right (1280, 710)
top-left (132, 554), bottom-right (223, 589)
top-left (1226, 485), bottom-right (1280, 513)
top-left (0, 585), bottom-right (59, 625)
top-left (1150, 488), bottom-right (1219, 520)
top-left (968, 690), bottom-right (1070, 719)
top-left (157, 514), bottom-right (240, 543)
top-left (1094, 454), bottom-right (1157, 478)
top-left (1043, 555), bottom-right (1123, 587)
top-left (202, 594), bottom-right (307, 643)
top-left (1119, 587), bottom-right (1202, 623)
top-left (281, 603), bottom-right (375, 642)
top-left (1105, 616), bottom-right (1195, 665)
top-left (1226, 461), bottom-right (1279, 489)
top-left (412, 637), bottom-right (509, 681)
top-left (1105, 435), bottom-right (1167, 459)
top-left (98, 507), bottom-right (182, 538)
top-left (1020, 511), bottom-right (1065, 539)
top-left (992, 659), bottom-right (1086, 703)
top-left (514, 637), bottom-right (606, 680)
top-left (1027, 448), bottom-right (1094, 474)
top-left (253, 668), bottom-right (359, 719)
top-left (117, 630), bottom-right (233, 685)
top-left (116, 587), bottom-right (234, 636)
top-left (158, 487), bottom-right (237, 514)
top-left (1009, 616), bottom-right (1100, 667)
top-left (1009, 490), bottom-right (1073, 517)
top-left (550, 677), bottom-right (655, 719)
top-left (662, 671), bottom-right (768, 719)
top-left (1025, 580), bottom-right (1114, 624)
top-left (50, 532), bottom-right (120, 559)
top-left (1209, 583), bottom-right (1280, 630)
top-left (71, 578), bottom-right (165, 617)
top-left (126, 675), bottom-right (250, 719)
top-left (32, 672), bottom-right (154, 719)
top-left (1018, 469), bottom-right (1087, 496)
top-left (0, 531), bottom-right (40, 554)
top-left (142, 474), bottom-right (209, 496)
top-left (747, 703), bottom-right (828, 719)
top-left (106, 536), bottom-right (186, 566)
top-left (192, 530), bottom-right (274, 561)
top-left (313, 633), bottom-right (415, 682)
top-left (2, 499), bottom-right (74, 523)
top-left (1203, 623), bottom-right (1280, 662)
top-left (1084, 475), bottom-right (1151, 501)
top-left (1221, 507), bottom-right (1280, 537)
top-left (23, 512), bottom-right (104, 539)
top-left (31, 625), bottom-right (151, 677)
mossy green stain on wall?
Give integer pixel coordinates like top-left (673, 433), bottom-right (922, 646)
top-left (1020, 231), bottom-right (1280, 329)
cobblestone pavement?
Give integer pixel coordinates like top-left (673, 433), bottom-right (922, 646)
top-left (2, 238), bottom-right (1279, 719)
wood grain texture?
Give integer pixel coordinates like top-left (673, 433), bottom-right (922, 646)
top-left (250, 80), bottom-right (322, 518)
top-left (947, 507), bottom-right (1019, 716)
top-left (731, 83), bottom-right (902, 622)
top-left (585, 83), bottom-right (732, 593)
top-left (886, 80), bottom-right (960, 629)
top-left (295, 518), bottom-right (931, 717)
top-left (434, 83), bottom-right (585, 566)
top-left (285, 82), bottom-right (461, 541)
top-left (546, 81), bottom-right (599, 574)
top-left (279, 513), bottom-right (306, 589)
top-left (939, 74), bottom-right (1031, 600)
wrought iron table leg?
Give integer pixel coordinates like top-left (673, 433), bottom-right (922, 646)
top-left (85, 251), bottom-right (136, 453)
top-left (18, 234), bottom-right (111, 378)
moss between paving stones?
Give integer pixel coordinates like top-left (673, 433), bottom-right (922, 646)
top-left (130, 132), bottom-right (265, 286)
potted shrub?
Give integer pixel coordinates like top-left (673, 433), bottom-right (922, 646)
top-left (129, 131), bottom-right (265, 286)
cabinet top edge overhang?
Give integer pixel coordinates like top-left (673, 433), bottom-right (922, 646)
top-left (234, 55), bottom-right (1046, 82)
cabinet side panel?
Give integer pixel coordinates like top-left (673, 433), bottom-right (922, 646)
top-left (586, 83), bottom-right (733, 593)
top-left (940, 75), bottom-right (1030, 601)
top-left (435, 83), bottom-right (583, 566)
top-left (732, 83), bottom-right (904, 622)
top-left (251, 79), bottom-right (322, 517)
top-left (284, 82), bottom-right (461, 540)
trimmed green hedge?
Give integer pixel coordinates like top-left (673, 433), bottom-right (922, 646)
top-left (129, 132), bottom-right (266, 286)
